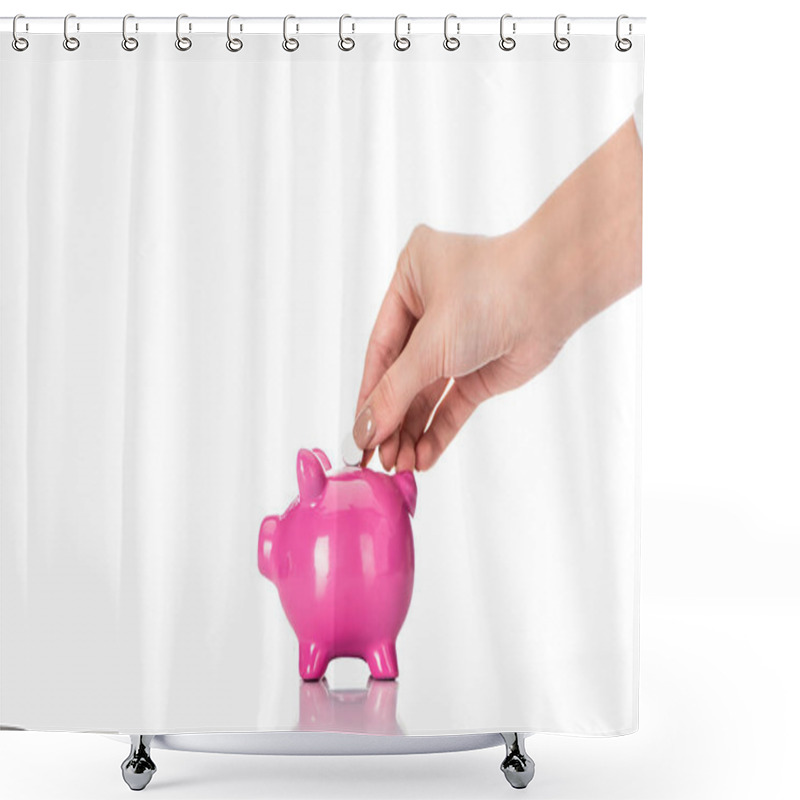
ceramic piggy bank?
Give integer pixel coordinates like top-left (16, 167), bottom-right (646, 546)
top-left (258, 448), bottom-right (417, 681)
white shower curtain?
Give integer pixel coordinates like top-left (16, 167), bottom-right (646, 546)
top-left (1, 21), bottom-right (644, 736)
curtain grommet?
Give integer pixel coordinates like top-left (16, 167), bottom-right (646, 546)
top-left (282, 15), bottom-right (299, 52)
top-left (12, 15), bottom-right (29, 51)
top-left (121, 14), bottom-right (139, 51)
top-left (394, 15), bottom-right (411, 51)
top-left (175, 14), bottom-right (192, 51)
top-left (338, 14), bottom-right (355, 51)
top-left (443, 14), bottom-right (460, 51)
top-left (226, 15), bottom-right (243, 52)
top-left (615, 15), bottom-right (632, 51)
top-left (499, 14), bottom-right (516, 51)
top-left (63, 13), bottom-right (80, 51)
top-left (553, 14), bottom-right (570, 52)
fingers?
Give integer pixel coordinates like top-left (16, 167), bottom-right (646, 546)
top-left (353, 318), bottom-right (441, 452)
top-left (360, 447), bottom-right (375, 469)
top-left (355, 245), bottom-right (421, 416)
top-left (382, 377), bottom-right (449, 471)
top-left (355, 288), bottom-right (415, 417)
top-left (379, 429), bottom-right (401, 471)
top-left (395, 429), bottom-right (418, 473)
top-left (415, 369), bottom-right (495, 471)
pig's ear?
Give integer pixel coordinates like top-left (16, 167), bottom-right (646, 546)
top-left (297, 448), bottom-right (327, 502)
top-left (393, 471), bottom-right (417, 517)
top-left (312, 449), bottom-right (332, 470)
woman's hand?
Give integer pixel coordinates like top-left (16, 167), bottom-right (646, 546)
top-left (353, 116), bottom-right (642, 472)
top-left (353, 225), bottom-right (565, 472)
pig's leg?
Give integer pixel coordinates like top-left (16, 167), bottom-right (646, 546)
top-left (298, 641), bottom-right (331, 681)
top-left (365, 640), bottom-right (398, 680)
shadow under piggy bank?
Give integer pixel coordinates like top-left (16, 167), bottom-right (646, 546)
top-left (295, 677), bottom-right (404, 735)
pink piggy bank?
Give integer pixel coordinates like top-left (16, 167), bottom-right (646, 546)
top-left (258, 448), bottom-right (417, 681)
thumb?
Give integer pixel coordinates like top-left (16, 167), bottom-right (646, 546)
top-left (352, 320), bottom-right (440, 451)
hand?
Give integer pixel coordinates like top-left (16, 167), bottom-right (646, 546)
top-left (353, 116), bottom-right (642, 472)
top-left (353, 225), bottom-right (564, 472)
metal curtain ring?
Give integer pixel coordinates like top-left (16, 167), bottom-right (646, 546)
top-left (499, 13), bottom-right (516, 51)
top-left (443, 14), bottom-right (460, 51)
top-left (63, 13), bottom-right (80, 51)
top-left (394, 14), bottom-right (410, 51)
top-left (175, 14), bottom-right (192, 51)
top-left (226, 15), bottom-right (243, 51)
top-left (615, 14), bottom-right (632, 51)
top-left (338, 14), bottom-right (355, 51)
top-left (283, 15), bottom-right (299, 51)
top-left (553, 14), bottom-right (570, 51)
top-left (121, 14), bottom-right (138, 51)
top-left (12, 14), bottom-right (29, 51)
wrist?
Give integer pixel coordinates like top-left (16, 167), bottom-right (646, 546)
top-left (497, 221), bottom-right (581, 352)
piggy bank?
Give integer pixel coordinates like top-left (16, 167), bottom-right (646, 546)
top-left (258, 448), bottom-right (417, 681)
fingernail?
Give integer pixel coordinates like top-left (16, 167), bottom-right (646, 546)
top-left (353, 406), bottom-right (376, 450)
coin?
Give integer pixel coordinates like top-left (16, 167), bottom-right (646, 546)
top-left (341, 430), bottom-right (363, 467)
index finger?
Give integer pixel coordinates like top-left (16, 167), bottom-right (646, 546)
top-left (355, 250), bottom-right (419, 416)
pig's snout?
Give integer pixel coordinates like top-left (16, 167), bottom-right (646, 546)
top-left (258, 516), bottom-right (279, 582)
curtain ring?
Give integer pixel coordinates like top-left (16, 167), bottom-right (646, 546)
top-left (63, 13), bottom-right (80, 51)
top-left (615, 14), bottom-right (632, 51)
top-left (553, 14), bottom-right (570, 52)
top-left (338, 14), bottom-right (355, 51)
top-left (499, 14), bottom-right (516, 51)
top-left (226, 15), bottom-right (243, 52)
top-left (443, 14), bottom-right (460, 51)
top-left (394, 14), bottom-right (410, 51)
top-left (12, 14), bottom-right (29, 52)
top-left (121, 14), bottom-right (139, 51)
top-left (283, 15), bottom-right (299, 51)
top-left (175, 14), bottom-right (192, 51)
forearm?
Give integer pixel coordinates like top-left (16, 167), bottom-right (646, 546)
top-left (503, 116), bottom-right (643, 349)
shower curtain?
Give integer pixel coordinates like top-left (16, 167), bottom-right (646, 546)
top-left (0, 18), bottom-right (644, 737)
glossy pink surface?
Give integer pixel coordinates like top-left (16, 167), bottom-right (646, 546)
top-left (259, 448), bottom-right (417, 681)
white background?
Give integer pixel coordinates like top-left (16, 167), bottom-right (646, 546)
top-left (0, 0), bottom-right (797, 798)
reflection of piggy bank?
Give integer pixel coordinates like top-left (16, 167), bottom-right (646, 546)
top-left (258, 448), bottom-right (417, 681)
top-left (296, 678), bottom-right (404, 735)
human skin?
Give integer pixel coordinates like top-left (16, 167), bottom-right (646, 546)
top-left (353, 115), bottom-right (643, 472)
